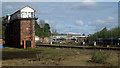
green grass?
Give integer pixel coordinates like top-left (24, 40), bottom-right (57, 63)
top-left (35, 53), bottom-right (65, 62)
top-left (2, 46), bottom-right (119, 66)
top-left (90, 50), bottom-right (111, 64)
top-left (2, 46), bottom-right (56, 52)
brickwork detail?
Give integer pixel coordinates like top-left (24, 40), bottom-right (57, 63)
top-left (5, 19), bottom-right (35, 48)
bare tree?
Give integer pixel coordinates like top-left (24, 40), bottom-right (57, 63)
top-left (39, 20), bottom-right (46, 28)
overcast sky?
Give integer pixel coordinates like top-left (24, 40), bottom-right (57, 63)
top-left (2, 2), bottom-right (118, 35)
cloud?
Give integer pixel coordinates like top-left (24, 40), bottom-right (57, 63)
top-left (75, 20), bottom-right (84, 26)
top-left (108, 16), bottom-right (114, 20)
top-left (66, 32), bottom-right (82, 34)
top-left (5, 5), bottom-right (13, 9)
top-left (73, 2), bottom-right (98, 10)
top-left (65, 27), bottom-right (96, 35)
top-left (2, 0), bottom-right (119, 2)
top-left (88, 16), bottom-right (117, 28)
top-left (72, 2), bottom-right (112, 11)
top-left (83, 0), bottom-right (95, 2)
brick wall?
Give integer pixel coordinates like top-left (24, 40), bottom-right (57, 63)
top-left (5, 20), bottom-right (20, 47)
top-left (20, 20), bottom-right (35, 48)
top-left (0, 39), bottom-right (3, 46)
top-left (5, 19), bottom-right (35, 48)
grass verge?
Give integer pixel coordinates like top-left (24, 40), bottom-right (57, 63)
top-left (90, 50), bottom-right (111, 64)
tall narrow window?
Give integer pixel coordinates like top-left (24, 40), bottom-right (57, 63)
top-left (31, 12), bottom-right (34, 18)
top-left (28, 12), bottom-right (31, 18)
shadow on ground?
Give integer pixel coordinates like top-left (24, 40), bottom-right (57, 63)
top-left (2, 51), bottom-right (40, 60)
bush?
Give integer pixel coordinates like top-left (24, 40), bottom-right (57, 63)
top-left (36, 54), bottom-right (41, 61)
top-left (26, 47), bottom-right (33, 50)
top-left (90, 50), bottom-right (110, 64)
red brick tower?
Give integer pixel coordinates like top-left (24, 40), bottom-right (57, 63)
top-left (5, 5), bottom-right (38, 48)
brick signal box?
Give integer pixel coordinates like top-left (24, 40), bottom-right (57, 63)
top-left (5, 5), bottom-right (38, 48)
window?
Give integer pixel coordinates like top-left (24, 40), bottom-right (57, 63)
top-left (21, 12), bottom-right (34, 18)
top-left (22, 12), bottom-right (27, 14)
top-left (26, 27), bottom-right (29, 30)
top-left (31, 12), bottom-right (34, 18)
top-left (21, 12), bottom-right (27, 18)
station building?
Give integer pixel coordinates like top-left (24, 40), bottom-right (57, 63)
top-left (5, 5), bottom-right (38, 48)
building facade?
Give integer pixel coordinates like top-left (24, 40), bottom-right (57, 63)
top-left (5, 5), bottom-right (38, 48)
top-left (0, 38), bottom-right (3, 46)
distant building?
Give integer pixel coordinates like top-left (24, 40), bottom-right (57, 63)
top-left (5, 5), bottom-right (38, 48)
top-left (52, 34), bottom-right (88, 44)
top-left (44, 37), bottom-right (50, 43)
top-left (35, 36), bottom-right (40, 42)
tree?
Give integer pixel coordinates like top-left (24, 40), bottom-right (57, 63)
top-left (89, 27), bottom-right (119, 41)
top-left (0, 17), bottom-right (6, 38)
top-left (43, 23), bottom-right (51, 37)
top-left (99, 27), bottom-right (107, 38)
top-left (35, 21), bottom-right (51, 37)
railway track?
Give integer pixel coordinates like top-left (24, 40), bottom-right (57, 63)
top-left (36, 44), bottom-right (120, 50)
